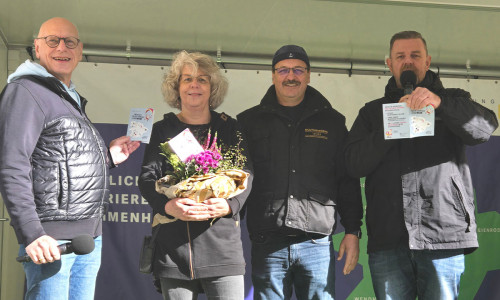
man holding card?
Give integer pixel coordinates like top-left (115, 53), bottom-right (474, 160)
top-left (344, 31), bottom-right (498, 300)
top-left (0, 17), bottom-right (139, 300)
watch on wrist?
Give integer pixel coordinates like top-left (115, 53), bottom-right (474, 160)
top-left (346, 230), bottom-right (362, 239)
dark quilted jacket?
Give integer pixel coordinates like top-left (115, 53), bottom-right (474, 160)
top-left (0, 75), bottom-right (110, 245)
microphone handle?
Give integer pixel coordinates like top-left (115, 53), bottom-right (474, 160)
top-left (16, 255), bottom-right (30, 263)
top-left (16, 242), bottom-right (72, 262)
top-left (58, 243), bottom-right (71, 255)
top-left (404, 84), bottom-right (413, 95)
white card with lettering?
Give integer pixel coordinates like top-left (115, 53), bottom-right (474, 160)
top-left (126, 108), bottom-right (155, 143)
top-left (383, 103), bottom-right (435, 139)
top-left (168, 128), bottom-right (204, 162)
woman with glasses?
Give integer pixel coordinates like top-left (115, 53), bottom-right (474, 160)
top-left (138, 50), bottom-right (252, 300)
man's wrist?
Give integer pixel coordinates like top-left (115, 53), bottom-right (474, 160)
top-left (346, 230), bottom-right (362, 239)
top-left (107, 149), bottom-right (117, 168)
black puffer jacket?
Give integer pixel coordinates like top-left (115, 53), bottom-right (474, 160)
top-left (237, 85), bottom-right (362, 237)
top-left (345, 71), bottom-right (499, 253)
top-left (0, 75), bottom-right (110, 245)
top-left (139, 111), bottom-right (252, 280)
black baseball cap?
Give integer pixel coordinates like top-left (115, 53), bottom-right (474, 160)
top-left (272, 45), bottom-right (310, 69)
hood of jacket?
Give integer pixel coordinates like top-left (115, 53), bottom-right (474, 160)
top-left (8, 59), bottom-right (81, 106)
top-left (7, 60), bottom-right (53, 83)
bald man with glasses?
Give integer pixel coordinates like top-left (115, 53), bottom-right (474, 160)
top-left (237, 45), bottom-right (363, 300)
top-left (0, 17), bottom-right (139, 300)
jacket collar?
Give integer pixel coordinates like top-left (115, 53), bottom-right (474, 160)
top-left (16, 75), bottom-right (86, 113)
top-left (163, 110), bottom-right (228, 128)
top-left (259, 85), bottom-right (332, 115)
top-left (384, 70), bottom-right (445, 102)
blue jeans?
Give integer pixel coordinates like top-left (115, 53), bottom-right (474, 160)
top-left (160, 275), bottom-right (244, 300)
top-left (369, 246), bottom-right (465, 300)
top-left (251, 234), bottom-right (335, 300)
top-left (21, 236), bottom-right (102, 300)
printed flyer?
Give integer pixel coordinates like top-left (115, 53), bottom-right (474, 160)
top-left (126, 108), bottom-right (154, 143)
top-left (167, 128), bottom-right (204, 162)
top-left (383, 103), bottom-right (434, 139)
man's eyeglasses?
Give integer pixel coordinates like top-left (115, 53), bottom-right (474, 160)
top-left (35, 35), bottom-right (81, 49)
top-left (273, 66), bottom-right (309, 77)
top-left (179, 75), bottom-right (211, 85)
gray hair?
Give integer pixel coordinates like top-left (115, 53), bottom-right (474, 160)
top-left (161, 50), bottom-right (228, 110)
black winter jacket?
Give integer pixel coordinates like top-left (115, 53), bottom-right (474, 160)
top-left (345, 71), bottom-right (498, 253)
top-left (237, 85), bottom-right (362, 237)
top-left (138, 111), bottom-right (252, 280)
top-left (0, 75), bottom-right (110, 245)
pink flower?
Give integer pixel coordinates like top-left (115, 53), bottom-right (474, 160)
top-left (161, 129), bottom-right (246, 181)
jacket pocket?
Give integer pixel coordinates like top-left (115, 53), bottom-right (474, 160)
top-left (246, 192), bottom-right (284, 233)
top-left (309, 192), bottom-right (335, 206)
top-left (304, 192), bottom-right (336, 234)
top-left (451, 176), bottom-right (471, 232)
top-left (57, 161), bottom-right (63, 207)
top-left (32, 162), bottom-right (60, 211)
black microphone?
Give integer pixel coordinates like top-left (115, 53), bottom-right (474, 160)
top-left (400, 70), bottom-right (417, 95)
top-left (16, 234), bottom-right (95, 263)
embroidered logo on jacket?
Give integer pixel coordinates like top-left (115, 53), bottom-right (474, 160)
top-left (304, 128), bottom-right (328, 140)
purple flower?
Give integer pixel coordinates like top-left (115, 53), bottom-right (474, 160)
top-left (160, 129), bottom-right (247, 183)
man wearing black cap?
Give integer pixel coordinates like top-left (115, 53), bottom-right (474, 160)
top-left (344, 31), bottom-right (498, 300)
top-left (237, 45), bottom-right (363, 299)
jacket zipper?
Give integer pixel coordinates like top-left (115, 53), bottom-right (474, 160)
top-left (57, 90), bottom-right (107, 215)
top-left (280, 107), bottom-right (321, 228)
top-left (56, 81), bottom-right (108, 210)
top-left (84, 118), bottom-right (108, 210)
top-left (78, 99), bottom-right (108, 212)
top-left (187, 222), bottom-right (195, 279)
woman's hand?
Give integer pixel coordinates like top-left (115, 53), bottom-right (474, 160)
top-left (165, 198), bottom-right (211, 221)
top-left (203, 198), bottom-right (232, 218)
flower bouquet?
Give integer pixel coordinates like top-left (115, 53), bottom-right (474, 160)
top-left (155, 128), bottom-right (249, 204)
